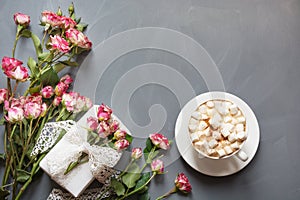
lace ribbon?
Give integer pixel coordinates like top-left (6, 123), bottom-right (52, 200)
top-left (32, 120), bottom-right (122, 186)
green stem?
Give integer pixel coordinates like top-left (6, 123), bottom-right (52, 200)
top-left (10, 81), bottom-right (19, 99)
top-left (12, 34), bottom-right (20, 58)
top-left (14, 154), bottom-right (46, 200)
top-left (155, 187), bottom-right (177, 200)
top-left (23, 79), bottom-right (38, 96)
top-left (119, 159), bottom-right (134, 178)
top-left (18, 119), bottom-right (33, 168)
top-left (7, 78), bottom-right (12, 97)
top-left (118, 172), bottom-right (157, 200)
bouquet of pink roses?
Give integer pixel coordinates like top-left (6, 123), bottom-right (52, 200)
top-left (0, 4), bottom-right (93, 200)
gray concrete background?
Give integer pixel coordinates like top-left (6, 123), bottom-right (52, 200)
top-left (0, 0), bottom-right (300, 199)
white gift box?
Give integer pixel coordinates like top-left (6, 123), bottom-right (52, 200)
top-left (40, 105), bottom-right (131, 197)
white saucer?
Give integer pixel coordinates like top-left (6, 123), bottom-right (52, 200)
top-left (175, 91), bottom-right (260, 177)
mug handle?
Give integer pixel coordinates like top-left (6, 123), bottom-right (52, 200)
top-left (235, 150), bottom-right (248, 161)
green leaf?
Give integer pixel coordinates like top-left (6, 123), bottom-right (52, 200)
top-left (59, 60), bottom-right (78, 67)
top-left (27, 57), bottom-right (38, 78)
top-left (145, 138), bottom-right (153, 152)
top-left (29, 85), bottom-right (41, 95)
top-left (20, 29), bottom-right (32, 38)
top-left (134, 172), bottom-right (151, 190)
top-left (31, 33), bottom-right (43, 56)
top-left (76, 23), bottom-right (88, 32)
top-left (53, 63), bottom-right (66, 73)
top-left (0, 153), bottom-right (5, 160)
top-left (125, 134), bottom-right (133, 143)
top-left (40, 67), bottom-right (59, 87)
top-left (75, 17), bottom-right (81, 24)
top-left (0, 117), bottom-right (5, 126)
top-left (17, 169), bottom-right (31, 183)
top-left (122, 172), bottom-right (141, 189)
top-left (111, 178), bottom-right (125, 196)
top-left (0, 187), bottom-right (10, 199)
top-left (139, 191), bottom-right (150, 200)
top-left (38, 52), bottom-right (53, 62)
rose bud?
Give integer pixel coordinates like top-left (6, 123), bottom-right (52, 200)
top-left (53, 96), bottom-right (62, 106)
top-left (149, 133), bottom-right (170, 150)
top-left (110, 120), bottom-right (119, 133)
top-left (175, 173), bottom-right (192, 194)
top-left (97, 103), bottom-right (112, 121)
top-left (151, 159), bottom-right (164, 174)
top-left (60, 16), bottom-right (77, 29)
top-left (5, 107), bottom-right (24, 123)
top-left (14, 13), bottom-right (30, 27)
top-left (114, 130), bottom-right (127, 140)
top-left (41, 11), bottom-right (62, 28)
top-left (49, 35), bottom-right (70, 53)
top-left (114, 139), bottom-right (130, 151)
top-left (87, 116), bottom-right (98, 131)
top-left (97, 121), bottom-right (110, 138)
top-left (41, 86), bottom-right (54, 98)
top-left (60, 74), bottom-right (73, 85)
top-left (0, 89), bottom-right (8, 104)
top-left (65, 28), bottom-right (92, 50)
top-left (131, 147), bottom-right (143, 160)
top-left (40, 103), bottom-right (48, 117)
top-left (24, 102), bottom-right (41, 119)
top-left (55, 81), bottom-right (69, 96)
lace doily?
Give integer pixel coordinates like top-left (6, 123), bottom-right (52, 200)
top-left (31, 120), bottom-right (76, 156)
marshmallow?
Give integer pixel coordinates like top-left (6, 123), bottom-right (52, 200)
top-left (235, 123), bottom-right (244, 132)
top-left (198, 105), bottom-right (207, 114)
top-left (191, 111), bottom-right (201, 120)
top-left (194, 140), bottom-right (208, 151)
top-left (212, 131), bottom-right (222, 140)
top-left (207, 149), bottom-right (216, 156)
top-left (216, 149), bottom-right (226, 157)
top-left (208, 139), bottom-right (218, 148)
top-left (189, 118), bottom-right (199, 125)
top-left (230, 141), bottom-right (240, 149)
top-left (228, 133), bottom-right (237, 142)
top-left (225, 101), bottom-right (232, 107)
top-left (222, 123), bottom-right (235, 132)
top-left (231, 118), bottom-right (238, 125)
top-left (237, 131), bottom-right (247, 140)
top-left (190, 132), bottom-right (199, 142)
top-left (199, 121), bottom-right (208, 131)
top-left (197, 131), bottom-right (206, 138)
top-left (220, 128), bottom-right (231, 138)
top-left (224, 116), bottom-right (232, 123)
top-left (188, 124), bottom-right (198, 132)
top-left (224, 146), bottom-right (233, 154)
top-left (206, 101), bottom-right (214, 108)
top-left (237, 116), bottom-right (246, 123)
top-left (207, 108), bottom-right (216, 116)
top-left (200, 114), bottom-right (209, 120)
top-left (229, 104), bottom-right (238, 115)
top-left (216, 103), bottom-right (229, 116)
top-left (203, 128), bottom-right (211, 137)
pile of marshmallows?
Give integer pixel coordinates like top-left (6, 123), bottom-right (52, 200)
top-left (189, 99), bottom-right (247, 158)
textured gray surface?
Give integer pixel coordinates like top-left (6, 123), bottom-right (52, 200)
top-left (0, 0), bottom-right (300, 199)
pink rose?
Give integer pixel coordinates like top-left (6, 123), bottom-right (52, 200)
top-left (60, 74), bottom-right (73, 85)
top-left (175, 173), bottom-right (192, 193)
top-left (97, 121), bottom-right (111, 138)
top-left (149, 133), bottom-right (170, 150)
top-left (24, 102), bottom-right (41, 119)
top-left (41, 86), bottom-right (54, 98)
top-left (114, 130), bottom-right (127, 140)
top-left (53, 96), bottom-right (62, 106)
top-left (65, 28), bottom-right (92, 49)
top-left (55, 81), bottom-right (69, 96)
top-left (1, 57), bottom-right (23, 78)
top-left (0, 89), bottom-right (8, 104)
top-left (9, 65), bottom-right (29, 81)
top-left (97, 104), bottom-right (112, 121)
top-left (114, 139), bottom-right (130, 151)
top-left (110, 120), bottom-right (119, 133)
top-left (50, 35), bottom-right (70, 53)
top-left (60, 16), bottom-right (77, 29)
top-left (14, 13), bottom-right (30, 27)
top-left (131, 147), bottom-right (143, 160)
top-left (151, 159), bottom-right (164, 174)
top-left (40, 103), bottom-right (47, 117)
top-left (62, 92), bottom-right (79, 112)
top-left (41, 11), bottom-right (62, 28)
top-left (87, 116), bottom-right (98, 131)
top-left (5, 107), bottom-right (24, 123)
